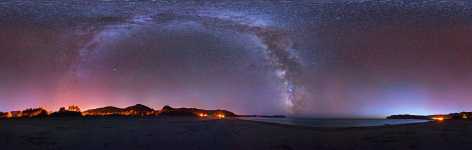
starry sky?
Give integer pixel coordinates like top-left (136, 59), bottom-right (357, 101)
top-left (1, 0), bottom-right (472, 118)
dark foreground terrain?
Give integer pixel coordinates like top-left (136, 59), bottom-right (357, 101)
top-left (1, 117), bottom-right (472, 150)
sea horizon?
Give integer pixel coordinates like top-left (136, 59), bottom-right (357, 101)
top-left (238, 117), bottom-right (430, 127)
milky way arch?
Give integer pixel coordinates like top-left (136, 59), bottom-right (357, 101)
top-left (68, 10), bottom-right (308, 114)
top-left (194, 14), bottom-right (307, 113)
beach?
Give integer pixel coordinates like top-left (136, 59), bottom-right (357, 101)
top-left (0, 117), bottom-right (471, 150)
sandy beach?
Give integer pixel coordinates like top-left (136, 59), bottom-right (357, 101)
top-left (0, 117), bottom-right (471, 150)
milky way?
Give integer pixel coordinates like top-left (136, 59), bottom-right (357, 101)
top-left (2, 0), bottom-right (472, 117)
top-left (56, 4), bottom-right (308, 114)
top-left (192, 10), bottom-right (307, 113)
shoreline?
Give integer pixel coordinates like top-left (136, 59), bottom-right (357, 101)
top-left (234, 117), bottom-right (433, 130)
top-left (1, 117), bottom-right (471, 150)
top-left (1, 116), bottom-right (434, 129)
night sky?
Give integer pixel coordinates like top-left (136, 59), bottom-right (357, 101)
top-left (1, 0), bottom-right (472, 118)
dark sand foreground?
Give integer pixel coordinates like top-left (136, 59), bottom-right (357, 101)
top-left (1, 117), bottom-right (471, 150)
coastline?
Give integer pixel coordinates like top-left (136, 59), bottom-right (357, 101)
top-left (235, 117), bottom-right (432, 129)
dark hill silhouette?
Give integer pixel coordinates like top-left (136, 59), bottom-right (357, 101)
top-left (0, 108), bottom-right (49, 118)
top-left (158, 105), bottom-right (195, 116)
top-left (20, 108), bottom-right (49, 118)
top-left (386, 114), bottom-right (429, 120)
top-left (448, 112), bottom-right (472, 119)
top-left (49, 107), bottom-right (82, 117)
top-left (83, 106), bottom-right (125, 116)
top-left (161, 105), bottom-right (175, 112)
top-left (387, 112), bottom-right (472, 120)
top-left (124, 104), bottom-right (155, 116)
top-left (237, 115), bottom-right (286, 118)
top-left (125, 104), bottom-right (154, 112)
top-left (83, 104), bottom-right (155, 116)
top-left (1, 104), bottom-right (238, 119)
top-left (158, 105), bottom-right (236, 117)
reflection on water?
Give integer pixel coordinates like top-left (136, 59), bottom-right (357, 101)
top-left (239, 117), bottom-right (430, 127)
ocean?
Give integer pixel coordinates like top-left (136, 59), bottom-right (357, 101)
top-left (238, 117), bottom-right (430, 127)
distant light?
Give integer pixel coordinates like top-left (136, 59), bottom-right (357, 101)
top-left (216, 114), bottom-right (225, 119)
top-left (432, 117), bottom-right (445, 121)
top-left (198, 113), bottom-right (208, 117)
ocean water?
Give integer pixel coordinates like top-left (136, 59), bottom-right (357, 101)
top-left (238, 117), bottom-right (430, 127)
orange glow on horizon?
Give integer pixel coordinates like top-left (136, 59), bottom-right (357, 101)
top-left (216, 114), bottom-right (225, 119)
top-left (198, 113), bottom-right (208, 117)
top-left (432, 117), bottom-right (445, 121)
